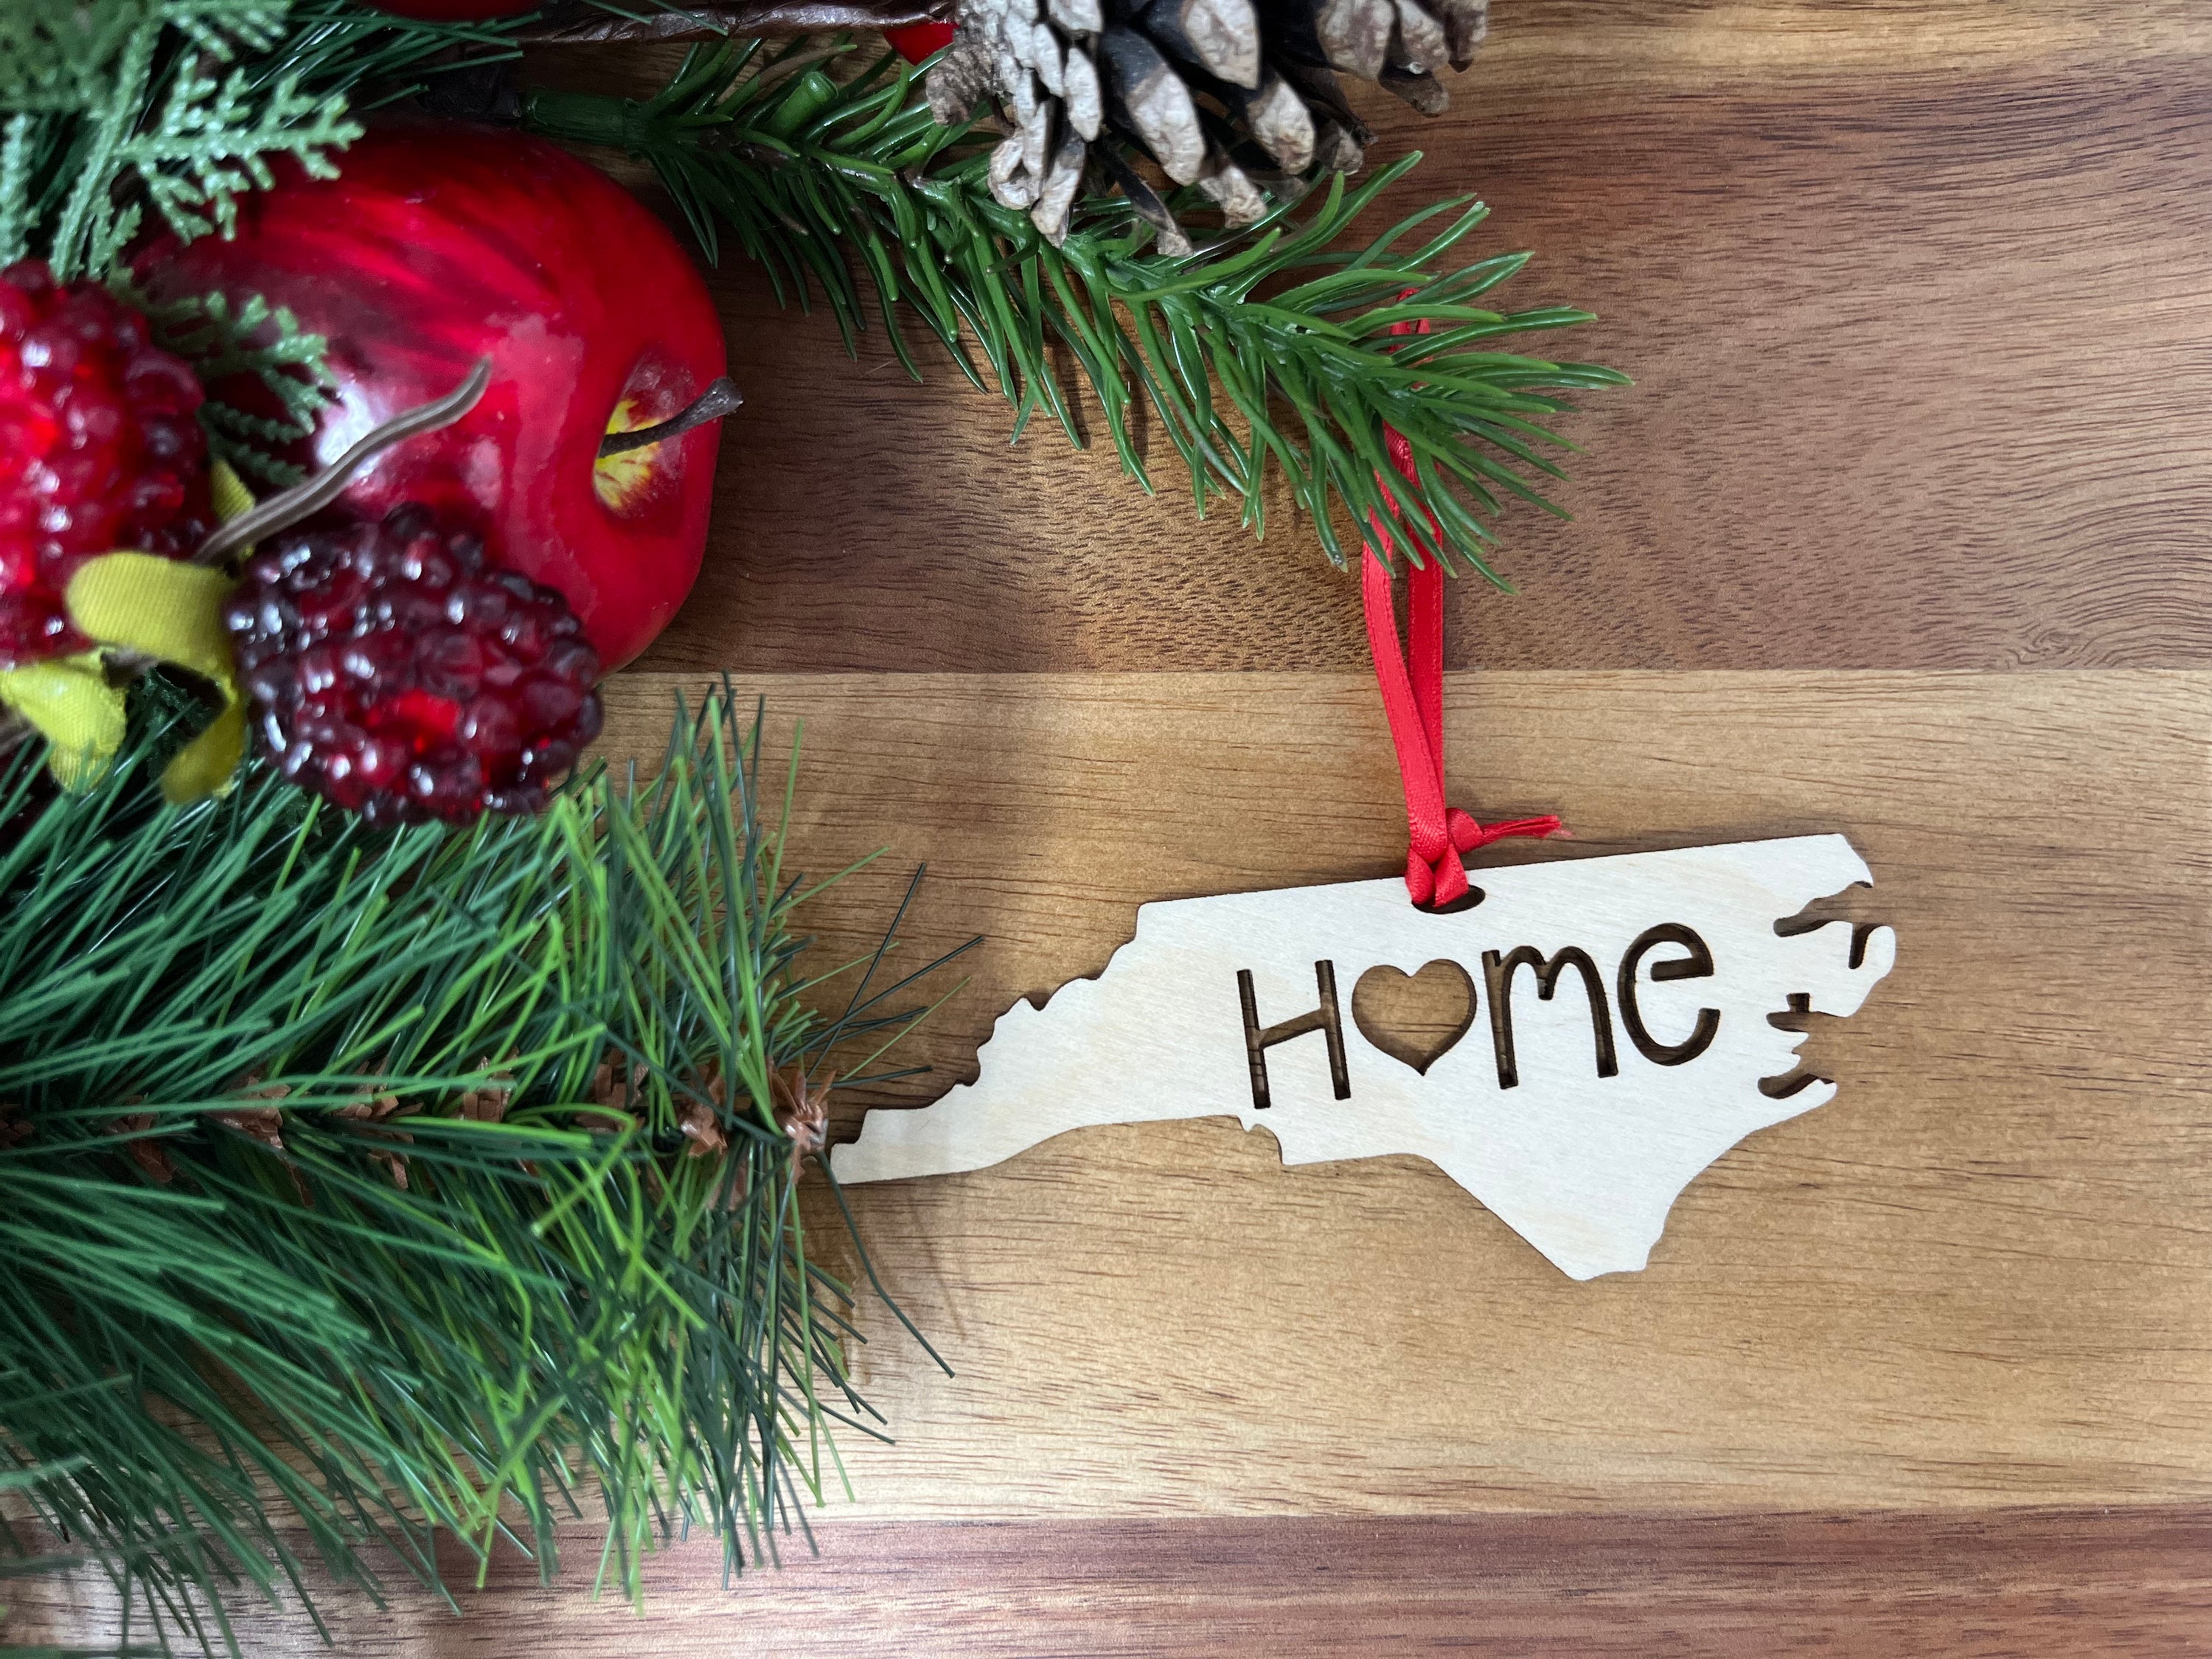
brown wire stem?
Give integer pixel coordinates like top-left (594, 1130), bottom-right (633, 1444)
top-left (194, 358), bottom-right (493, 566)
top-left (597, 378), bottom-right (743, 458)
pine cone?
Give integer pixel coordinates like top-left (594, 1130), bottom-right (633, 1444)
top-left (928, 0), bottom-right (1486, 247)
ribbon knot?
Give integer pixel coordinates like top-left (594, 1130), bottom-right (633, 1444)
top-left (1363, 543), bottom-right (1560, 909)
top-left (1363, 304), bottom-right (1562, 909)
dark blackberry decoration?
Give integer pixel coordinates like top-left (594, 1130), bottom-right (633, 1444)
top-left (0, 260), bottom-right (215, 669)
top-left (226, 504), bottom-right (603, 824)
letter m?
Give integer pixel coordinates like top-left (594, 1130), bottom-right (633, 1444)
top-left (1481, 946), bottom-right (1620, 1090)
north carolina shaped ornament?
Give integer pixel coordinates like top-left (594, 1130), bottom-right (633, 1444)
top-left (832, 835), bottom-right (1896, 1280)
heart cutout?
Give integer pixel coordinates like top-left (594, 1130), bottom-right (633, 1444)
top-left (1352, 959), bottom-right (1476, 1076)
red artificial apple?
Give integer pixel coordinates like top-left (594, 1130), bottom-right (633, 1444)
top-left (138, 122), bottom-right (727, 672)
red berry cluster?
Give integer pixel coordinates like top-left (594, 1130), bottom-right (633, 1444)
top-left (0, 260), bottom-right (214, 668)
top-left (226, 505), bottom-right (603, 824)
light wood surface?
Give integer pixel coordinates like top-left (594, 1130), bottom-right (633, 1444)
top-left (585, 669), bottom-right (2212, 1518)
top-left (35, 0), bottom-right (2212, 1652)
top-left (608, 0), bottom-right (2212, 677)
top-left (827, 831), bottom-right (1902, 1282)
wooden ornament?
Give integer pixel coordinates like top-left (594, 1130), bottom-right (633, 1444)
top-left (831, 835), bottom-right (1897, 1280)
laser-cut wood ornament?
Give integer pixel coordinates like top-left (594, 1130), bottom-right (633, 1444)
top-left (832, 835), bottom-right (1897, 1280)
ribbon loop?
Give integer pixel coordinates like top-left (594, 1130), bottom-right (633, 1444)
top-left (1361, 306), bottom-right (1562, 908)
top-left (1363, 546), bottom-right (1562, 908)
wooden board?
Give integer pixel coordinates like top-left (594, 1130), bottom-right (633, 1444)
top-left (21, 1508), bottom-right (2212, 1655)
top-left (608, 0), bottom-right (2212, 678)
top-left (583, 669), bottom-right (2212, 1518)
top-left (31, 1), bottom-right (2212, 1653)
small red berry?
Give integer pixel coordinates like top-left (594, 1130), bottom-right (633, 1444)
top-left (0, 260), bottom-right (215, 669)
top-left (226, 504), bottom-right (603, 825)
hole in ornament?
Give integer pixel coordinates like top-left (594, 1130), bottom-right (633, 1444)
top-left (1767, 992), bottom-right (1813, 1032)
top-left (1761, 994), bottom-right (1825, 1097)
top-left (1352, 959), bottom-right (1476, 1075)
top-left (1238, 962), bottom-right (1351, 1108)
top-left (1421, 883), bottom-right (1486, 916)
top-left (1773, 881), bottom-right (1873, 939)
top-left (1759, 1066), bottom-right (1826, 1101)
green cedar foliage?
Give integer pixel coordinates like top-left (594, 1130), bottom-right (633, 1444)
top-left (0, 2), bottom-right (353, 279)
top-left (133, 286), bottom-right (338, 488)
top-left (0, 694), bottom-right (962, 1653)
top-left (0, 1), bottom-right (534, 481)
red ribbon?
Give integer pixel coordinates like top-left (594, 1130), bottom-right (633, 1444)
top-left (1362, 315), bottom-right (1562, 909)
top-left (886, 20), bottom-right (958, 60)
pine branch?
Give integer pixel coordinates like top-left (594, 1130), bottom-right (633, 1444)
top-left (0, 690), bottom-right (961, 1653)
top-left (524, 38), bottom-right (1629, 581)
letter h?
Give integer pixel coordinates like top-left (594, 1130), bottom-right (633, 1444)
top-left (1237, 961), bottom-right (1351, 1110)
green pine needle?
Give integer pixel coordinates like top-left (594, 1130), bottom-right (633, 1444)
top-left (524, 37), bottom-right (1630, 584)
top-left (1, 690), bottom-right (964, 1655)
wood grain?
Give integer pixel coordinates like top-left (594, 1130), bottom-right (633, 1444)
top-left (34, 4), bottom-right (2212, 1652)
top-left (597, 9), bottom-right (2212, 675)
top-left (22, 1507), bottom-right (2212, 1656)
top-left (585, 668), bottom-right (2212, 1517)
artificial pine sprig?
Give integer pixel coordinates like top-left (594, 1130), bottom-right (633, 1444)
top-left (524, 37), bottom-right (1627, 581)
top-left (1, 691), bottom-right (966, 1653)
top-left (0, 1), bottom-right (538, 480)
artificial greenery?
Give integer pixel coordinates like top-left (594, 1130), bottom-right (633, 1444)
top-left (0, 2), bottom-right (349, 279)
top-left (0, 693), bottom-right (963, 1653)
top-left (0, 1), bottom-right (549, 279)
top-left (2, 4), bottom-right (1618, 580)
top-left (522, 35), bottom-right (1627, 583)
top-left (134, 286), bottom-right (338, 488)
top-left (0, 1), bottom-right (537, 484)
top-left (2, 8), bottom-right (1617, 1652)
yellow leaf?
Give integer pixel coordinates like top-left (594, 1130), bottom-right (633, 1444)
top-left (3, 465), bottom-right (263, 799)
top-left (64, 553), bottom-right (246, 802)
top-left (66, 554), bottom-right (238, 698)
top-left (0, 654), bottom-right (126, 790)
top-left (160, 698), bottom-right (247, 805)
top-left (211, 459), bottom-right (255, 528)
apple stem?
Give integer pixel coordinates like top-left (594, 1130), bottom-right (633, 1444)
top-left (599, 378), bottom-right (743, 458)
top-left (195, 359), bottom-right (494, 566)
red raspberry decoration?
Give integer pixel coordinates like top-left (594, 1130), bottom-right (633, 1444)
top-left (226, 504), bottom-right (604, 824)
top-left (0, 260), bottom-right (215, 669)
